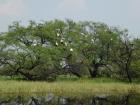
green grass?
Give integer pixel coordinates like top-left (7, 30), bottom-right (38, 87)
top-left (0, 75), bottom-right (24, 80)
top-left (0, 75), bottom-right (139, 97)
top-left (56, 75), bottom-right (125, 83)
top-left (0, 79), bottom-right (139, 98)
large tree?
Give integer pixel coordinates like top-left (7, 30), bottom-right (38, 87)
top-left (0, 20), bottom-right (139, 82)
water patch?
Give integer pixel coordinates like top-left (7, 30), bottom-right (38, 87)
top-left (0, 93), bottom-right (139, 105)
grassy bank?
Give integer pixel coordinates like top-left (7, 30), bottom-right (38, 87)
top-left (0, 79), bottom-right (140, 97)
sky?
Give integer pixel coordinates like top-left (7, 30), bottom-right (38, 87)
top-left (0, 0), bottom-right (140, 38)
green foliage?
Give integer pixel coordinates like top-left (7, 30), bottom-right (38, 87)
top-left (0, 20), bottom-right (140, 82)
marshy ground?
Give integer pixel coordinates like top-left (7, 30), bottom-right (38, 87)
top-left (0, 77), bottom-right (139, 98)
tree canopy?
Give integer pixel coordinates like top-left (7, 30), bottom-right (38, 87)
top-left (0, 20), bottom-right (140, 82)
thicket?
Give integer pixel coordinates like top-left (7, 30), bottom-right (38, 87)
top-left (0, 20), bottom-right (140, 82)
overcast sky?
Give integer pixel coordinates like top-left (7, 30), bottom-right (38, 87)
top-left (0, 0), bottom-right (140, 38)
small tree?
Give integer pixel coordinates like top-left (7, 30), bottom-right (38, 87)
top-left (111, 31), bottom-right (135, 82)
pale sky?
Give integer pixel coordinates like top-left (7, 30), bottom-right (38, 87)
top-left (0, 0), bottom-right (140, 38)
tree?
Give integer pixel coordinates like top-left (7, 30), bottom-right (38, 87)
top-left (130, 38), bottom-right (140, 80)
top-left (111, 30), bottom-right (135, 82)
top-left (79, 22), bottom-right (119, 78)
top-left (0, 20), bottom-right (139, 82)
top-left (0, 21), bottom-right (63, 80)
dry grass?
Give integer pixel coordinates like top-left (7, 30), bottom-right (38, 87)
top-left (0, 80), bottom-right (139, 97)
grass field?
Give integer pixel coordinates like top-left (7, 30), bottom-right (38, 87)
top-left (0, 78), bottom-right (139, 98)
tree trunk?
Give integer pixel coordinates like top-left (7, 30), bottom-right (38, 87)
top-left (69, 70), bottom-right (81, 77)
top-left (125, 49), bottom-right (133, 83)
top-left (125, 64), bottom-right (132, 83)
top-left (18, 70), bottom-right (35, 80)
top-left (127, 72), bottom-right (132, 83)
top-left (89, 64), bottom-right (99, 78)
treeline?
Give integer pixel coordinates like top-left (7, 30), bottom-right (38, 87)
top-left (0, 20), bottom-right (140, 82)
